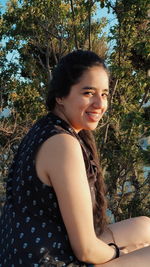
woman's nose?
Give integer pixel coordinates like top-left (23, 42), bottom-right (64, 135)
top-left (93, 95), bottom-right (105, 109)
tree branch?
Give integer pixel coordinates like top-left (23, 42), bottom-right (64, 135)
top-left (69, 0), bottom-right (79, 49)
top-left (88, 0), bottom-right (92, 50)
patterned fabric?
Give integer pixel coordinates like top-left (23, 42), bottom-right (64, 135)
top-left (0, 112), bottom-right (97, 267)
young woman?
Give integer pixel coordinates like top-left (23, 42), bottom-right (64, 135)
top-left (0, 50), bottom-right (150, 267)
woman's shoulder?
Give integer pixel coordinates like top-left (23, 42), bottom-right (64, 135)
top-left (35, 124), bottom-right (84, 187)
top-left (40, 131), bottom-right (81, 155)
top-left (30, 112), bottom-right (82, 162)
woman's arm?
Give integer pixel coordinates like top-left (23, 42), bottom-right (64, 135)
top-left (35, 133), bottom-right (117, 264)
top-left (99, 246), bottom-right (150, 267)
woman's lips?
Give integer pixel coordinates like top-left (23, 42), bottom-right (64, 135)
top-left (86, 112), bottom-right (101, 122)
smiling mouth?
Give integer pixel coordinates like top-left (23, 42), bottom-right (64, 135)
top-left (86, 112), bottom-right (101, 121)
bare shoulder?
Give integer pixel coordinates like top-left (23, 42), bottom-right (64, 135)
top-left (44, 132), bottom-right (81, 151)
top-left (35, 133), bottom-right (84, 186)
top-left (37, 133), bottom-right (83, 163)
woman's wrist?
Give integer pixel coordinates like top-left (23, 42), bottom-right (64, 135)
top-left (108, 243), bottom-right (120, 258)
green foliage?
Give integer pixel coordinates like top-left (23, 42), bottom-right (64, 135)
top-left (96, 0), bottom-right (150, 221)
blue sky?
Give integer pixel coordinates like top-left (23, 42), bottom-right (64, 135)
top-left (0, 0), bottom-right (7, 10)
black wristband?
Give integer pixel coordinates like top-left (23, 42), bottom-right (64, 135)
top-left (108, 243), bottom-right (120, 258)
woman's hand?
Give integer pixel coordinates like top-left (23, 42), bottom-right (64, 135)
top-left (119, 242), bottom-right (150, 255)
top-left (119, 247), bottom-right (128, 255)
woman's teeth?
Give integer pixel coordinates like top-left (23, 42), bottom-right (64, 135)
top-left (87, 112), bottom-right (99, 118)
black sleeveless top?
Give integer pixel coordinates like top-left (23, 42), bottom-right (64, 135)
top-left (0, 112), bottom-right (98, 267)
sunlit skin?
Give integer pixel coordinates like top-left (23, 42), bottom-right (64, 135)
top-left (54, 66), bottom-right (109, 132)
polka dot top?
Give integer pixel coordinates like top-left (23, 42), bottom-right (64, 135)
top-left (0, 112), bottom-right (98, 267)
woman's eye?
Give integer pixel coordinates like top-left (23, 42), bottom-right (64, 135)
top-left (102, 93), bottom-right (109, 98)
top-left (83, 91), bottom-right (94, 96)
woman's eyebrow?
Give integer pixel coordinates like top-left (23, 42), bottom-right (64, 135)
top-left (82, 86), bottom-right (97, 90)
top-left (82, 87), bottom-right (109, 92)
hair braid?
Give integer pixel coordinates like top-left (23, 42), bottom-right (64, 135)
top-left (79, 130), bottom-right (108, 235)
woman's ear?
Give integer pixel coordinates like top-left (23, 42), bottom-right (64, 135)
top-left (56, 97), bottom-right (63, 105)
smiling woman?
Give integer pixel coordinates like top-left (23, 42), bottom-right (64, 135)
top-left (53, 66), bottom-right (109, 132)
top-left (0, 50), bottom-right (150, 267)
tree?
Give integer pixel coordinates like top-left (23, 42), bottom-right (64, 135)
top-left (96, 0), bottom-right (150, 221)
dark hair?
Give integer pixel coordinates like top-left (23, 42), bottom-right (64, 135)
top-left (46, 50), bottom-right (108, 234)
top-left (46, 50), bottom-right (108, 111)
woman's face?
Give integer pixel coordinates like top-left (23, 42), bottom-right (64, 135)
top-left (55, 66), bottom-right (109, 132)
